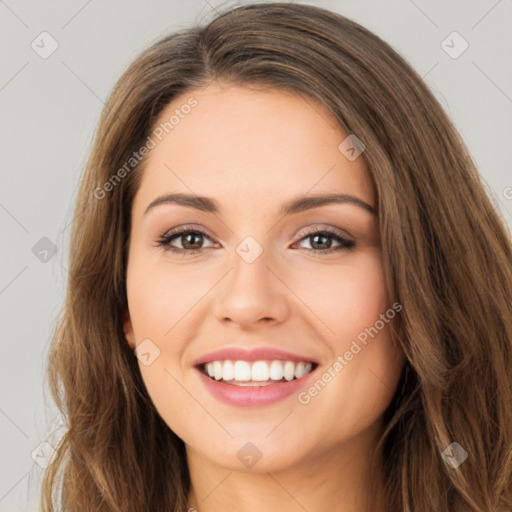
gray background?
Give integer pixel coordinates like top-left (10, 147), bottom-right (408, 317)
top-left (1, 0), bottom-right (511, 510)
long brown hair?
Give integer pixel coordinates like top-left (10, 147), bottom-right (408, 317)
top-left (41, 3), bottom-right (512, 511)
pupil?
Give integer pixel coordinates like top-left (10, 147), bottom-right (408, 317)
top-left (311, 234), bottom-right (331, 250)
top-left (184, 233), bottom-right (202, 249)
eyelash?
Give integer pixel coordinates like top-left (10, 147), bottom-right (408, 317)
top-left (156, 225), bottom-right (356, 256)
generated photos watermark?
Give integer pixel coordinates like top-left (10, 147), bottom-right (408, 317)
top-left (297, 302), bottom-right (402, 404)
top-left (93, 97), bottom-right (198, 200)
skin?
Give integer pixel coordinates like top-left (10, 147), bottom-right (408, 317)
top-left (123, 82), bottom-right (405, 512)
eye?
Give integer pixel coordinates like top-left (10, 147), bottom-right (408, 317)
top-left (294, 227), bottom-right (355, 254)
top-left (157, 227), bottom-right (216, 254)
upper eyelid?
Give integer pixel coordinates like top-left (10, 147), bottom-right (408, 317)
top-left (295, 225), bottom-right (353, 240)
top-left (161, 225), bottom-right (217, 243)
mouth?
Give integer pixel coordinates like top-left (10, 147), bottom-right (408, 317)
top-left (199, 359), bottom-right (317, 386)
top-left (193, 346), bottom-right (319, 406)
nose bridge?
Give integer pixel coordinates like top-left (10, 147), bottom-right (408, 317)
top-left (212, 235), bottom-right (289, 326)
top-left (231, 236), bottom-right (271, 289)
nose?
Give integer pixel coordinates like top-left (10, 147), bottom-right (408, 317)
top-left (212, 247), bottom-right (290, 330)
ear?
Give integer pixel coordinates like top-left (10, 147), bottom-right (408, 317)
top-left (122, 310), bottom-right (136, 350)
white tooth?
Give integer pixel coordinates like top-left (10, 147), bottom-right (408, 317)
top-left (213, 361), bottom-right (223, 380)
top-left (283, 361), bottom-right (295, 381)
top-left (223, 360), bottom-right (234, 381)
top-left (269, 360), bottom-right (284, 380)
top-left (251, 361), bottom-right (270, 381)
top-left (206, 362), bottom-right (215, 377)
top-left (233, 360), bottom-right (251, 381)
top-left (304, 362), bottom-right (312, 374)
top-left (294, 362), bottom-right (306, 378)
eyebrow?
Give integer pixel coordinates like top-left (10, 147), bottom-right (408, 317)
top-left (144, 192), bottom-right (377, 217)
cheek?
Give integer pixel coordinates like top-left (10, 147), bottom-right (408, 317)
top-left (331, 254), bottom-right (401, 391)
top-left (292, 252), bottom-right (402, 424)
top-left (126, 260), bottom-right (197, 430)
top-left (293, 251), bottom-right (389, 345)
top-left (126, 254), bottom-right (198, 341)
top-left (337, 259), bottom-right (389, 342)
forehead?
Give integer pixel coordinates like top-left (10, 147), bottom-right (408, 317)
top-left (132, 83), bottom-right (374, 215)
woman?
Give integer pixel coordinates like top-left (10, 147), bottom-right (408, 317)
top-left (42, 3), bottom-right (512, 511)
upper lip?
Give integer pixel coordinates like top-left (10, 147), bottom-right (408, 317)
top-left (193, 347), bottom-right (319, 367)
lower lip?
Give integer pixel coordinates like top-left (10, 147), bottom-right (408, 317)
top-left (196, 367), bottom-right (316, 407)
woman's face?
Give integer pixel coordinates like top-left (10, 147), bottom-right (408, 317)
top-left (124, 83), bottom-right (404, 473)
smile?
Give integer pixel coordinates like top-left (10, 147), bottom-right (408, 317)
top-left (193, 346), bottom-right (319, 406)
top-left (201, 359), bottom-right (315, 386)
